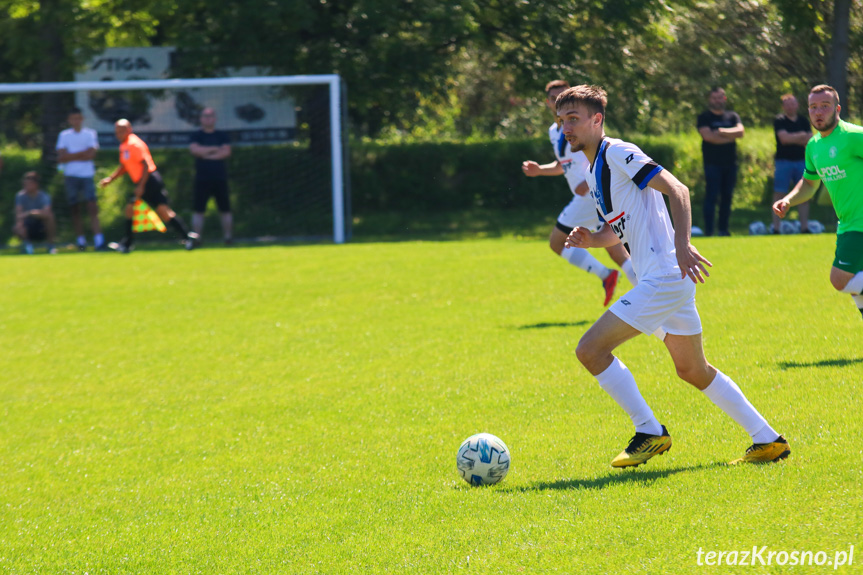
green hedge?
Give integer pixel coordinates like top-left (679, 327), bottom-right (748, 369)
top-left (0, 127), bottom-right (796, 243)
top-left (349, 127), bottom-right (781, 213)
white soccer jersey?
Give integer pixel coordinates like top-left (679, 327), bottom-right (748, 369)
top-left (56, 127), bottom-right (98, 178)
top-left (585, 137), bottom-right (679, 280)
top-left (548, 122), bottom-right (590, 194)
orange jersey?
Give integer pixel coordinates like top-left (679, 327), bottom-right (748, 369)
top-left (119, 133), bottom-right (157, 183)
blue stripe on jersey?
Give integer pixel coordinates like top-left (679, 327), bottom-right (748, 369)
top-left (557, 131), bottom-right (568, 159)
top-left (633, 163), bottom-right (663, 190)
top-left (594, 139), bottom-right (613, 215)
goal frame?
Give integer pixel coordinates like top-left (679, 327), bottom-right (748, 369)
top-left (0, 75), bottom-right (350, 244)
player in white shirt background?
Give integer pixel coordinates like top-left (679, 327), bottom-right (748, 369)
top-left (56, 107), bottom-right (106, 251)
top-left (558, 84), bottom-right (789, 467)
top-left (522, 80), bottom-right (637, 307)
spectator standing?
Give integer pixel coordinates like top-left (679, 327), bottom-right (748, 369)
top-left (57, 107), bottom-right (106, 250)
top-left (771, 94), bottom-right (812, 233)
top-left (14, 172), bottom-right (57, 254)
top-left (189, 108), bottom-right (233, 244)
top-left (697, 87), bottom-right (745, 236)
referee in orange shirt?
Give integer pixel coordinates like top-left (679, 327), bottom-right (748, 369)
top-left (100, 119), bottom-right (199, 252)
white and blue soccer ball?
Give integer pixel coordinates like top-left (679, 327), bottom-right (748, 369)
top-left (456, 433), bottom-right (510, 486)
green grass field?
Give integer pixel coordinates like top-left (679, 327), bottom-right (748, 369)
top-left (1, 236), bottom-right (861, 573)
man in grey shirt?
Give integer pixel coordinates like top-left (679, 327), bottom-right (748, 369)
top-left (14, 172), bottom-right (57, 254)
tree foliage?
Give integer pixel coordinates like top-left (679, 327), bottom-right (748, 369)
top-left (0, 0), bottom-right (861, 152)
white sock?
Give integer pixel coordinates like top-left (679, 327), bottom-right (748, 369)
top-left (562, 247), bottom-right (610, 280)
top-left (595, 357), bottom-right (663, 435)
top-left (77, 235), bottom-right (86, 247)
top-left (840, 272), bottom-right (863, 295)
top-left (702, 371), bottom-right (778, 443)
top-left (94, 233), bottom-right (104, 246)
top-left (621, 258), bottom-right (638, 286)
top-left (852, 294), bottom-right (863, 310)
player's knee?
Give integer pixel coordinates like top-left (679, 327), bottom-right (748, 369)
top-left (829, 271), bottom-right (849, 291)
top-left (575, 338), bottom-right (599, 370)
top-left (674, 363), bottom-right (712, 389)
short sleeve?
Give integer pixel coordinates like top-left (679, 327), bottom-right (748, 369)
top-left (56, 131), bottom-right (66, 150)
top-left (606, 141), bottom-right (663, 190)
top-left (803, 142), bottom-right (819, 180)
top-left (696, 112), bottom-right (709, 129)
top-left (89, 129), bottom-right (99, 150)
top-left (218, 131), bottom-right (231, 145)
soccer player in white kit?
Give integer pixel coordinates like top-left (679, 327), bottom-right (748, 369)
top-left (558, 85), bottom-right (789, 467)
top-left (522, 80), bottom-right (637, 307)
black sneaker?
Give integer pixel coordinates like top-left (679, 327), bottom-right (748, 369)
top-left (611, 425), bottom-right (672, 468)
top-left (78, 244), bottom-right (87, 252)
top-left (184, 232), bottom-right (200, 251)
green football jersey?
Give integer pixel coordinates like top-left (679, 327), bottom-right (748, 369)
top-left (804, 119), bottom-right (863, 234)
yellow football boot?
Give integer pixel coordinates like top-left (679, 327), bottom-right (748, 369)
top-left (729, 435), bottom-right (790, 465)
top-left (611, 425), bottom-right (672, 468)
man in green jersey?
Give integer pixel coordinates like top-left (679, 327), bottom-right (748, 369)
top-left (774, 84), bottom-right (863, 319)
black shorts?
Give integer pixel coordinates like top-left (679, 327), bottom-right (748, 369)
top-left (129, 171), bottom-right (170, 208)
top-left (193, 178), bottom-right (231, 213)
top-left (24, 216), bottom-right (47, 241)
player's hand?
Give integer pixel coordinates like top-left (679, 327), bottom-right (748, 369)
top-left (574, 181), bottom-right (590, 197)
top-left (99, 177), bottom-right (112, 188)
top-left (677, 243), bottom-right (712, 284)
top-left (565, 226), bottom-right (592, 249)
top-left (521, 161), bottom-right (541, 177)
top-left (772, 199), bottom-right (790, 218)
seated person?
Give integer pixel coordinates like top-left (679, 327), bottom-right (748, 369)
top-left (14, 171), bottom-right (57, 254)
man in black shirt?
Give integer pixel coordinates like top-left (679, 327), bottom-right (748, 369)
top-left (772, 94), bottom-right (812, 233)
top-left (189, 108), bottom-right (233, 244)
top-left (697, 87), bottom-right (745, 236)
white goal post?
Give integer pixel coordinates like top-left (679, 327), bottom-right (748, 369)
top-left (0, 75), bottom-right (349, 244)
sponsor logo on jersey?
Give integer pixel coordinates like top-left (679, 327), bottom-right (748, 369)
top-left (818, 164), bottom-right (846, 182)
top-left (829, 146), bottom-right (837, 158)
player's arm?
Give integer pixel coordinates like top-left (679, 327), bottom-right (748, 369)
top-left (522, 160), bottom-right (563, 177)
top-left (189, 142), bottom-right (208, 158)
top-left (573, 180), bottom-right (589, 196)
top-left (564, 223), bottom-right (620, 250)
top-left (773, 177), bottom-right (820, 218)
top-left (647, 169), bottom-right (712, 283)
top-left (100, 165), bottom-right (126, 187)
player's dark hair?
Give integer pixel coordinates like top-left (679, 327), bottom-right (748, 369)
top-left (68, 107), bottom-right (82, 115)
top-left (545, 80), bottom-right (570, 97)
top-left (709, 86), bottom-right (725, 95)
top-left (22, 171), bottom-right (39, 182)
top-left (555, 85), bottom-right (607, 124)
top-left (810, 84), bottom-right (840, 106)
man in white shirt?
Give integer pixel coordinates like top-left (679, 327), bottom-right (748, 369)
top-left (559, 85), bottom-right (789, 468)
top-left (522, 80), bottom-right (636, 306)
top-left (57, 107), bottom-right (106, 251)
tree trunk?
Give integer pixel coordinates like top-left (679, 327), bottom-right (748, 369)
top-left (39, 0), bottom-right (67, 170)
top-left (827, 0), bottom-right (851, 117)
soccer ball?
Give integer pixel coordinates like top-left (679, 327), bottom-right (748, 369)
top-left (456, 433), bottom-right (510, 486)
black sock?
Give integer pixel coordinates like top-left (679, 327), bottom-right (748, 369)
top-left (169, 216), bottom-right (190, 238)
top-left (125, 219), bottom-right (134, 246)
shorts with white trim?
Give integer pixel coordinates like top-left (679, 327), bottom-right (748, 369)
top-left (556, 194), bottom-right (602, 233)
top-left (609, 275), bottom-right (702, 340)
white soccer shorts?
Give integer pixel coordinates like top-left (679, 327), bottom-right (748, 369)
top-left (557, 194), bottom-right (602, 231)
top-left (609, 275), bottom-right (702, 340)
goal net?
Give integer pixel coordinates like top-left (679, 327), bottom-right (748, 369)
top-left (0, 75), bottom-right (349, 245)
